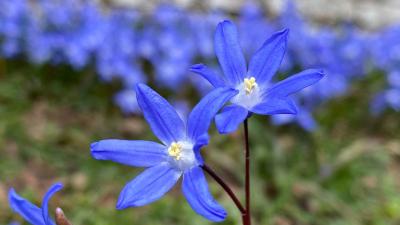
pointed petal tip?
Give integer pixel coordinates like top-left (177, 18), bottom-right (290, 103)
top-left (285, 99), bottom-right (299, 115)
top-left (90, 142), bottom-right (101, 159)
top-left (8, 189), bottom-right (24, 215)
top-left (213, 210), bottom-right (227, 222)
top-left (189, 63), bottom-right (205, 71)
top-left (217, 128), bottom-right (230, 135)
top-left (135, 83), bottom-right (148, 92)
top-left (220, 19), bottom-right (233, 26)
top-left (204, 208), bottom-right (227, 222)
top-left (280, 28), bottom-right (290, 39)
top-left (275, 28), bottom-right (290, 38)
top-left (282, 28), bottom-right (290, 34)
top-left (116, 200), bottom-right (125, 210)
top-left (182, 167), bottom-right (228, 222)
top-left (8, 188), bottom-right (17, 207)
top-left (135, 83), bottom-right (154, 97)
top-left (116, 194), bottom-right (139, 210)
top-left (8, 187), bottom-right (16, 195)
top-left (317, 69), bottom-right (325, 77)
top-left (52, 182), bottom-right (64, 190)
top-left (116, 194), bottom-right (130, 210)
top-left (307, 68), bottom-right (326, 80)
top-left (8, 188), bottom-right (22, 209)
top-left (90, 141), bottom-right (99, 151)
top-left (290, 104), bottom-right (298, 114)
top-left (216, 20), bottom-right (236, 32)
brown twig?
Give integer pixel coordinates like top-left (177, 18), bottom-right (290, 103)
top-left (55, 208), bottom-right (73, 225)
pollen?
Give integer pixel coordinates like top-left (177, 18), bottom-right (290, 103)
top-left (244, 77), bottom-right (257, 95)
top-left (168, 142), bottom-right (182, 160)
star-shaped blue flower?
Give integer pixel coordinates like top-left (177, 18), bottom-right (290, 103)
top-left (9, 183), bottom-right (63, 225)
top-left (91, 83), bottom-right (237, 222)
top-left (191, 20), bottom-right (325, 134)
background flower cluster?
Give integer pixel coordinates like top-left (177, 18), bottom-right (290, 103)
top-left (1, 0), bottom-right (399, 132)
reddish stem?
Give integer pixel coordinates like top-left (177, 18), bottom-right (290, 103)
top-left (201, 164), bottom-right (246, 215)
top-left (243, 119), bottom-right (251, 225)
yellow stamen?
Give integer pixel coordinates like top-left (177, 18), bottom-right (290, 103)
top-left (168, 142), bottom-right (182, 160)
top-left (244, 77), bottom-right (257, 95)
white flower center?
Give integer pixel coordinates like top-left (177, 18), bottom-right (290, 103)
top-left (167, 141), bottom-right (197, 171)
top-left (231, 77), bottom-right (263, 109)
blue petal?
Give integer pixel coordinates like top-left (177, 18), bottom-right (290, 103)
top-left (214, 20), bottom-right (247, 85)
top-left (190, 64), bottom-right (226, 88)
top-left (247, 29), bottom-right (289, 85)
top-left (9, 189), bottom-right (47, 225)
top-left (42, 183), bottom-right (63, 225)
top-left (187, 87), bottom-right (238, 142)
top-left (251, 98), bottom-right (298, 115)
top-left (193, 133), bottom-right (209, 153)
top-left (116, 163), bottom-right (181, 209)
top-left (182, 166), bottom-right (227, 222)
top-left (192, 133), bottom-right (208, 166)
top-left (266, 69), bottom-right (324, 98)
top-left (215, 105), bottom-right (248, 134)
top-left (136, 83), bottom-right (186, 145)
top-left (91, 140), bottom-right (167, 167)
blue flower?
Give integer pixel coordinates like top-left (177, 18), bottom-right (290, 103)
top-left (9, 183), bottom-right (63, 225)
top-left (191, 20), bottom-right (324, 134)
top-left (91, 83), bottom-right (237, 222)
top-left (370, 70), bottom-right (400, 114)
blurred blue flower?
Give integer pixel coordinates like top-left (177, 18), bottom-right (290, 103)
top-left (9, 183), bottom-right (63, 225)
top-left (91, 83), bottom-right (237, 222)
top-left (149, 6), bottom-right (196, 90)
top-left (372, 26), bottom-right (400, 71)
top-left (95, 9), bottom-right (144, 84)
top-left (189, 11), bottom-right (224, 59)
top-left (0, 0), bottom-right (28, 57)
top-left (1, 0), bottom-right (398, 119)
top-left (371, 70), bottom-right (400, 114)
top-left (238, 1), bottom-right (275, 57)
top-left (335, 25), bottom-right (369, 78)
top-left (191, 20), bottom-right (324, 134)
top-left (114, 89), bottom-right (141, 115)
top-left (136, 26), bottom-right (157, 60)
top-left (388, 70), bottom-right (400, 88)
top-left (9, 222), bottom-right (20, 225)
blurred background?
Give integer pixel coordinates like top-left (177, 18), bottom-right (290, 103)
top-left (1, 0), bottom-right (400, 224)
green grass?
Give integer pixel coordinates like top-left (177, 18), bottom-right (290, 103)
top-left (1, 60), bottom-right (400, 225)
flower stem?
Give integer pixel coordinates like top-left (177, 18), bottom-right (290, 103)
top-left (243, 119), bottom-right (251, 225)
top-left (201, 164), bottom-right (246, 216)
top-left (202, 118), bottom-right (252, 225)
